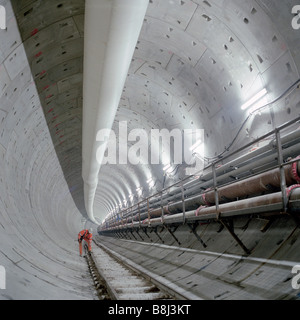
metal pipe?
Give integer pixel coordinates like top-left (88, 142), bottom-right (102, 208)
top-left (102, 127), bottom-right (300, 228)
top-left (107, 188), bottom-right (300, 231)
top-left (119, 140), bottom-right (300, 222)
top-left (129, 159), bottom-right (299, 222)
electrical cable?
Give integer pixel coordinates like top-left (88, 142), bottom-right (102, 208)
top-left (203, 78), bottom-right (300, 163)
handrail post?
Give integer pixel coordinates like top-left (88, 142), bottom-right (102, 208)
top-left (130, 207), bottom-right (133, 226)
top-left (275, 129), bottom-right (288, 213)
top-left (181, 182), bottom-right (186, 225)
top-left (212, 163), bottom-right (220, 220)
top-left (138, 202), bottom-right (141, 228)
top-left (147, 198), bottom-right (151, 227)
top-left (160, 191), bottom-right (164, 224)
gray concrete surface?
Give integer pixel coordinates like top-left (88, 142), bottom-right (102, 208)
top-left (96, 215), bottom-right (300, 300)
top-left (0, 0), bottom-right (299, 299)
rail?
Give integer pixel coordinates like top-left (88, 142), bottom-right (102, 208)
top-left (100, 116), bottom-right (300, 232)
top-left (84, 240), bottom-right (199, 300)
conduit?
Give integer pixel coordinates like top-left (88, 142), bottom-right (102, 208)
top-left (111, 130), bottom-right (300, 224)
top-left (82, 0), bottom-right (149, 222)
top-left (104, 188), bottom-right (300, 230)
top-left (152, 187), bottom-right (300, 225)
top-left (101, 157), bottom-right (300, 229)
top-left (127, 158), bottom-right (300, 222)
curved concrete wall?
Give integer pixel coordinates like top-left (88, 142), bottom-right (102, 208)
top-left (0, 0), bottom-right (299, 300)
top-left (0, 0), bottom-right (96, 300)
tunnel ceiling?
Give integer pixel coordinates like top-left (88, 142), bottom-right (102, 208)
top-left (6, 0), bottom-right (300, 223)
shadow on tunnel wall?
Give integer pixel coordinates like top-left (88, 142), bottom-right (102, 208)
top-left (11, 0), bottom-right (88, 220)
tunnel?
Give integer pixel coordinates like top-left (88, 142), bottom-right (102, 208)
top-left (0, 0), bottom-right (300, 300)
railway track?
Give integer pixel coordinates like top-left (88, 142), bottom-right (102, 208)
top-left (84, 241), bottom-right (176, 300)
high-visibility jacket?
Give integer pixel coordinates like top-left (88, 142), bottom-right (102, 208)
top-left (78, 229), bottom-right (92, 242)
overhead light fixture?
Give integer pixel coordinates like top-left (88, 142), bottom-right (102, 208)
top-left (241, 88), bottom-right (268, 111)
top-left (163, 163), bottom-right (171, 171)
top-left (190, 139), bottom-right (204, 156)
top-left (147, 177), bottom-right (155, 188)
top-left (163, 163), bottom-right (173, 174)
top-left (190, 140), bottom-right (203, 152)
top-left (136, 186), bottom-right (143, 196)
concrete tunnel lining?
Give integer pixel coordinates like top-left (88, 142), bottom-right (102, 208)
top-left (0, 0), bottom-right (300, 300)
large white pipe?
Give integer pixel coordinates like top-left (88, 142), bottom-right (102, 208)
top-left (82, 0), bottom-right (149, 223)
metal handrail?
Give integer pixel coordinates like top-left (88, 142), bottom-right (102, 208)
top-left (102, 116), bottom-right (300, 229)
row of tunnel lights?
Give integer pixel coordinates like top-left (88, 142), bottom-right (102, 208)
top-left (106, 135), bottom-right (207, 216)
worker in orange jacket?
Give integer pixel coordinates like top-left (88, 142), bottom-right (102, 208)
top-left (78, 228), bottom-right (93, 256)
